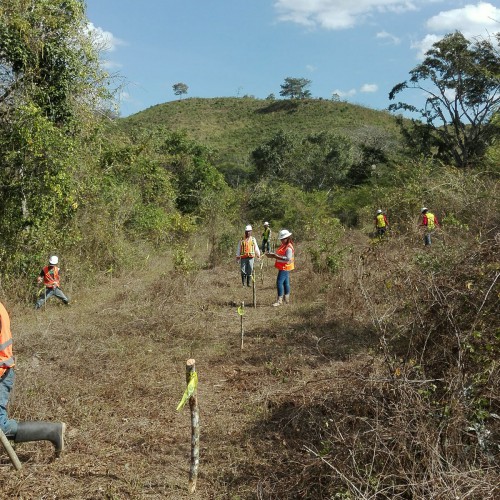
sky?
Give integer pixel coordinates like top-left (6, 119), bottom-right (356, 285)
top-left (85, 0), bottom-right (500, 117)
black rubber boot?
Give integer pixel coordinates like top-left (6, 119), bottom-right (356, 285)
top-left (247, 275), bottom-right (252, 287)
top-left (241, 273), bottom-right (246, 286)
top-left (14, 421), bottom-right (66, 455)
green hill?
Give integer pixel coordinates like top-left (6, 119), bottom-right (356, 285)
top-left (116, 97), bottom-right (401, 174)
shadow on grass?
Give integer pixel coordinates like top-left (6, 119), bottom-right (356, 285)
top-left (208, 377), bottom-right (375, 498)
top-left (255, 100), bottom-right (300, 114)
top-left (241, 315), bottom-right (378, 366)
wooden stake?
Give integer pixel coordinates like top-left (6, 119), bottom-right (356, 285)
top-left (252, 270), bottom-right (256, 308)
top-left (0, 428), bottom-right (22, 471)
top-left (186, 359), bottom-right (199, 494)
top-left (240, 301), bottom-right (244, 350)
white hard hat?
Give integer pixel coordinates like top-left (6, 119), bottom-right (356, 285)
top-left (278, 229), bottom-right (292, 240)
top-left (49, 255), bottom-right (59, 265)
top-left (421, 207), bottom-right (428, 213)
top-left (245, 224), bottom-right (252, 231)
top-left (376, 209), bottom-right (382, 214)
top-left (264, 221), bottom-right (269, 226)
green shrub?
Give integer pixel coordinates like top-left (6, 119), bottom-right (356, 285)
top-left (173, 245), bottom-right (197, 273)
top-left (127, 205), bottom-right (196, 244)
top-left (306, 217), bottom-right (346, 273)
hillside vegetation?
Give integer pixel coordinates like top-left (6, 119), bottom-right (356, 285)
top-left (0, 2), bottom-right (499, 498)
top-left (115, 97), bottom-right (401, 181)
top-left (121, 97), bottom-right (398, 151)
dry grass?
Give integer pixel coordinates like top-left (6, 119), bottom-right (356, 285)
top-left (0, 228), bottom-right (498, 499)
top-left (0, 246), bottom-right (357, 498)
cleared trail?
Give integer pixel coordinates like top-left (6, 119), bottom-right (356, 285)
top-left (1, 248), bottom-right (376, 499)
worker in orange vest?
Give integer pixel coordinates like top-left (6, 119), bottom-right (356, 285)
top-left (236, 225), bottom-right (261, 287)
top-left (0, 300), bottom-right (65, 456)
top-left (265, 229), bottom-right (295, 306)
top-left (35, 255), bottom-right (70, 309)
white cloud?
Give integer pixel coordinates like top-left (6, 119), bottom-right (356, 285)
top-left (332, 88), bottom-right (357, 98)
top-left (376, 30), bottom-right (401, 44)
top-left (332, 84), bottom-right (378, 99)
top-left (274, 0), bottom-right (418, 30)
top-left (101, 60), bottom-right (123, 70)
top-left (414, 3), bottom-right (500, 59)
top-left (411, 33), bottom-right (441, 59)
top-left (306, 64), bottom-right (317, 72)
top-left (119, 91), bottom-right (132, 103)
top-left (426, 2), bottom-right (500, 34)
top-left (361, 83), bottom-right (379, 92)
top-left (87, 22), bottom-right (126, 52)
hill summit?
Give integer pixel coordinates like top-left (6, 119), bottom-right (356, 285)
top-left (118, 97), bottom-right (399, 170)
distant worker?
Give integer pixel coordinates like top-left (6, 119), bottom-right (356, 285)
top-left (266, 229), bottom-right (294, 306)
top-left (261, 222), bottom-right (272, 253)
top-left (236, 225), bottom-right (261, 287)
top-left (0, 300), bottom-right (66, 457)
top-left (374, 209), bottom-right (389, 238)
top-left (35, 255), bottom-right (70, 309)
top-left (420, 207), bottom-right (439, 246)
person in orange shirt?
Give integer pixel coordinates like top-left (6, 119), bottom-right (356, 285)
top-left (0, 301), bottom-right (65, 457)
top-left (265, 229), bottom-right (294, 306)
top-left (35, 255), bottom-right (70, 309)
top-left (236, 225), bottom-right (261, 287)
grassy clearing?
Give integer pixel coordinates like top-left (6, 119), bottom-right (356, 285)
top-left (0, 238), bottom-right (368, 498)
top-left (1, 224), bottom-right (498, 498)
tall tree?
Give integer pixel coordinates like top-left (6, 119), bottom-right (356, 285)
top-left (160, 130), bottom-right (228, 214)
top-left (173, 82), bottom-right (188, 99)
top-left (279, 77), bottom-right (312, 99)
top-left (0, 0), bottom-right (111, 267)
top-left (389, 31), bottom-right (500, 168)
top-left (0, 0), bottom-right (109, 124)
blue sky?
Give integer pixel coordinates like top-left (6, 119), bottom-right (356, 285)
top-left (85, 1), bottom-right (500, 117)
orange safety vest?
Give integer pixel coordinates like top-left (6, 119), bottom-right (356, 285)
top-left (275, 242), bottom-right (294, 271)
top-left (240, 238), bottom-right (256, 258)
top-left (42, 265), bottom-right (60, 288)
top-left (376, 214), bottom-right (386, 228)
top-left (0, 302), bottom-right (15, 377)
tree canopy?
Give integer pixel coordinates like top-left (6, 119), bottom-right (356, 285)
top-left (173, 82), bottom-right (188, 99)
top-left (279, 77), bottom-right (312, 99)
top-left (389, 31), bottom-right (500, 168)
top-left (251, 129), bottom-right (386, 192)
top-left (0, 0), bottom-right (112, 269)
top-left (0, 0), bottom-right (109, 124)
